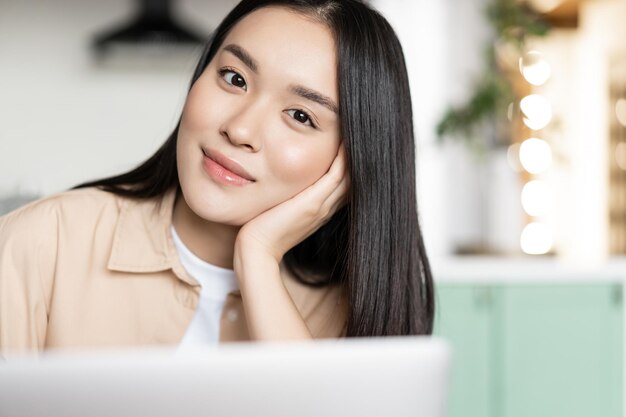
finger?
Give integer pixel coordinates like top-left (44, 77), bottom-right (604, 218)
top-left (320, 145), bottom-right (348, 190)
top-left (329, 145), bottom-right (347, 178)
top-left (321, 169), bottom-right (350, 215)
top-left (287, 164), bottom-right (350, 245)
top-left (317, 146), bottom-right (348, 199)
top-left (303, 175), bottom-right (350, 241)
top-left (320, 156), bottom-right (351, 214)
top-left (327, 146), bottom-right (349, 190)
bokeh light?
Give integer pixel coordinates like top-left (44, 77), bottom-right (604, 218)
top-left (520, 222), bottom-right (553, 255)
top-left (520, 94), bottom-right (553, 130)
top-left (506, 143), bottom-right (523, 172)
top-left (527, 0), bottom-right (563, 13)
top-left (519, 51), bottom-right (551, 86)
top-left (519, 138), bottom-right (552, 174)
top-left (521, 180), bottom-right (551, 216)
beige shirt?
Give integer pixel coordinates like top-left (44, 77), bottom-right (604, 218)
top-left (0, 187), bottom-right (347, 356)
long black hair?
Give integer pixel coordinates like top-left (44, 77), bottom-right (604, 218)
top-left (73, 0), bottom-right (435, 336)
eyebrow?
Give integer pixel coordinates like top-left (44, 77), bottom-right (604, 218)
top-left (223, 44), bottom-right (259, 73)
top-left (222, 43), bottom-right (339, 114)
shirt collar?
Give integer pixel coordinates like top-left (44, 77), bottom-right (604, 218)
top-left (107, 187), bottom-right (204, 288)
top-left (106, 187), bottom-right (315, 300)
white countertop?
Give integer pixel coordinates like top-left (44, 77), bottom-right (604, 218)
top-left (430, 256), bottom-right (626, 284)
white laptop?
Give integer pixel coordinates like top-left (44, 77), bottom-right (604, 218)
top-left (0, 335), bottom-right (452, 417)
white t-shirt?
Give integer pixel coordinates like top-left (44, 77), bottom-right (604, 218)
top-left (171, 225), bottom-right (240, 348)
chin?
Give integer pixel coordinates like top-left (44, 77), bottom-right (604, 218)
top-left (181, 188), bottom-right (255, 227)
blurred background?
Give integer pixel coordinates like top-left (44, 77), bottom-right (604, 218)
top-left (0, 0), bottom-right (624, 416)
top-left (2, 0), bottom-right (625, 262)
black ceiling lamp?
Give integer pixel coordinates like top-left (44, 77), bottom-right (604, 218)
top-left (92, 0), bottom-right (207, 56)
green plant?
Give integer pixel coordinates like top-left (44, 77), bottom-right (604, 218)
top-left (436, 0), bottom-right (551, 153)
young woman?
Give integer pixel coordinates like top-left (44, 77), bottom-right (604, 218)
top-left (0, 0), bottom-right (434, 355)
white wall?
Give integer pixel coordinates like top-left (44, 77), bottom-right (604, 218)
top-left (0, 0), bottom-right (238, 196)
top-left (373, 0), bottom-right (451, 256)
top-left (374, 0), bottom-right (496, 256)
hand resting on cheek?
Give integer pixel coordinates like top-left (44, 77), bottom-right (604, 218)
top-left (234, 145), bottom-right (350, 265)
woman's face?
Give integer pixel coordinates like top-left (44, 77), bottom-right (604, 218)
top-left (176, 6), bottom-right (341, 226)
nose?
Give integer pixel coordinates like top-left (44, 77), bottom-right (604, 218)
top-left (219, 100), bottom-right (265, 152)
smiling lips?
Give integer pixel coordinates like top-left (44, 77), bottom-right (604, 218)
top-left (201, 147), bottom-right (256, 186)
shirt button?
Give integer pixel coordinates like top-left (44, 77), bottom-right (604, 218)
top-left (226, 308), bottom-right (239, 322)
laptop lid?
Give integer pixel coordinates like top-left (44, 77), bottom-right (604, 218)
top-left (0, 335), bottom-right (452, 417)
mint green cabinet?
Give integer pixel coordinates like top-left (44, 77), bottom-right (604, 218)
top-left (498, 284), bottom-right (623, 417)
top-left (433, 285), bottom-right (497, 417)
top-left (433, 282), bottom-right (623, 417)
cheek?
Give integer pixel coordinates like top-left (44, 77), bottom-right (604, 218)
top-left (179, 79), bottom-right (223, 137)
top-left (268, 143), bottom-right (336, 191)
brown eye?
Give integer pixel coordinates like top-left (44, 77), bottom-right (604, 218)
top-left (219, 68), bottom-right (247, 90)
top-left (294, 110), bottom-right (308, 124)
top-left (286, 109), bottom-right (316, 128)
